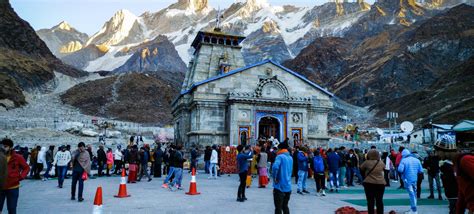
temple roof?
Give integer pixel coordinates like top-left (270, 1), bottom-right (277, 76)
top-left (180, 59), bottom-right (334, 97)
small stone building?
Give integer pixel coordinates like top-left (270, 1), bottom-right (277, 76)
top-left (172, 29), bottom-right (333, 148)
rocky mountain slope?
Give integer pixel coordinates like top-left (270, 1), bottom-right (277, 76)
top-left (60, 44), bottom-right (108, 69)
top-left (36, 21), bottom-right (89, 57)
top-left (372, 57), bottom-right (474, 124)
top-left (113, 35), bottom-right (186, 73)
top-left (0, 0), bottom-right (86, 110)
top-left (284, 3), bottom-right (474, 124)
top-left (60, 72), bottom-right (182, 124)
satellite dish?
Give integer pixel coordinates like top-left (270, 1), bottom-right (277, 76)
top-left (376, 128), bottom-right (384, 135)
top-left (401, 121), bottom-right (414, 132)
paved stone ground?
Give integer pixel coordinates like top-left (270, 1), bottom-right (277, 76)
top-left (7, 171), bottom-right (448, 214)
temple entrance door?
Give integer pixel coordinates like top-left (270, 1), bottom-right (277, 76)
top-left (258, 116), bottom-right (280, 141)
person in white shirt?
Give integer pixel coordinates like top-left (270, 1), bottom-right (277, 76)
top-left (36, 147), bottom-right (47, 180)
top-left (114, 145), bottom-right (123, 175)
top-left (382, 151), bottom-right (393, 187)
top-left (53, 145), bottom-right (71, 188)
top-left (209, 145), bottom-right (218, 179)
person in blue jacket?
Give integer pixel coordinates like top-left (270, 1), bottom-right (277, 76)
top-left (272, 142), bottom-right (293, 214)
top-left (398, 149), bottom-right (423, 214)
top-left (236, 145), bottom-right (253, 202)
top-left (327, 148), bottom-right (341, 192)
top-left (297, 147), bottom-right (310, 194)
top-left (313, 149), bottom-right (327, 196)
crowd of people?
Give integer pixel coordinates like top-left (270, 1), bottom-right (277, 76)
top-left (233, 139), bottom-right (474, 214)
top-left (1, 136), bottom-right (473, 214)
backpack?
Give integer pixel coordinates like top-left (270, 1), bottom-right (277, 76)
top-left (313, 156), bottom-right (324, 173)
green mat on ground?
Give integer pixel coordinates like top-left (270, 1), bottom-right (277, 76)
top-left (343, 198), bottom-right (448, 206)
top-left (328, 188), bottom-right (432, 194)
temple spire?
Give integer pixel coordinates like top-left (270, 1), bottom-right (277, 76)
top-left (214, 6), bottom-right (223, 32)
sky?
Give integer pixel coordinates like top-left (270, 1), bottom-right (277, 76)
top-left (11, 0), bottom-right (375, 35)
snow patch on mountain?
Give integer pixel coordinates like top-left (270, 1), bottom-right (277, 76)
top-left (84, 46), bottom-right (134, 71)
top-left (166, 8), bottom-right (194, 17)
top-left (164, 20), bottom-right (209, 63)
top-left (225, 5), bottom-right (311, 48)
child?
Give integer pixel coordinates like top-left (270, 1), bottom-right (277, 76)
top-left (106, 148), bottom-right (114, 176)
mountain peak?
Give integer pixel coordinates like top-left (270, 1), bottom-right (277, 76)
top-left (244, 0), bottom-right (269, 8)
top-left (169, 0), bottom-right (210, 14)
top-left (86, 9), bottom-right (139, 46)
top-left (183, 0), bottom-right (209, 12)
top-left (112, 9), bottom-right (137, 20)
top-left (234, 0), bottom-right (270, 17)
top-left (54, 21), bottom-right (72, 31)
top-left (240, 0), bottom-right (269, 10)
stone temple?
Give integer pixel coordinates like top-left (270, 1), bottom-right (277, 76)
top-left (172, 29), bottom-right (333, 149)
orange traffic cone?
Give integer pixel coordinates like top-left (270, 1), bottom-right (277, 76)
top-left (93, 186), bottom-right (103, 214)
top-left (186, 168), bottom-right (200, 195)
top-left (114, 170), bottom-right (131, 198)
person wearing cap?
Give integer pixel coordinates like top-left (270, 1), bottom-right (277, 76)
top-left (436, 146), bottom-right (458, 214)
top-left (53, 145), bottom-right (71, 188)
top-left (272, 142), bottom-right (293, 214)
top-left (70, 142), bottom-right (91, 202)
top-left (0, 138), bottom-right (30, 214)
top-left (398, 149), bottom-right (423, 214)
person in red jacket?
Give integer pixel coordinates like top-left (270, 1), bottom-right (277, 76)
top-left (1, 138), bottom-right (30, 214)
top-left (395, 146), bottom-right (405, 189)
top-left (457, 153), bottom-right (474, 213)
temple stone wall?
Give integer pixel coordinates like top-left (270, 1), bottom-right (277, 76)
top-left (172, 31), bottom-right (332, 149)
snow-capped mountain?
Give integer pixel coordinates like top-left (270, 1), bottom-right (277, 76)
top-left (85, 9), bottom-right (143, 46)
top-left (49, 0), bottom-right (374, 71)
top-left (36, 21), bottom-right (89, 57)
top-left (41, 0), bottom-right (470, 72)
